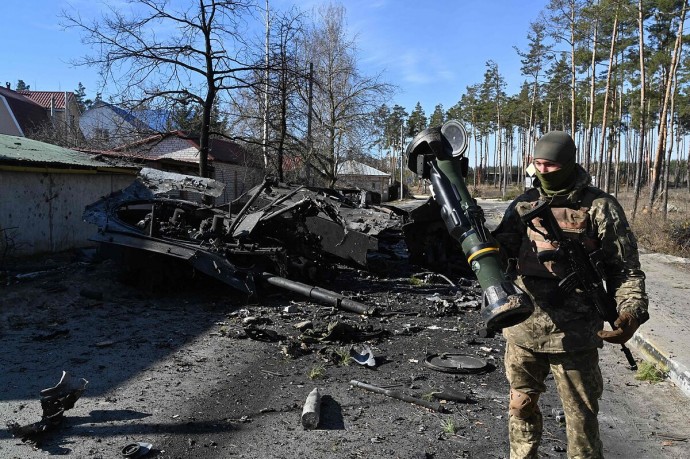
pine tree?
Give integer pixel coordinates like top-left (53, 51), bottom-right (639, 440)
top-left (407, 102), bottom-right (427, 137)
top-left (74, 82), bottom-right (92, 112)
top-left (429, 104), bottom-right (445, 127)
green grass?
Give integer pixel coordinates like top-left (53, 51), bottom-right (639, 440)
top-left (408, 277), bottom-right (424, 286)
top-left (635, 361), bottom-right (667, 382)
top-left (335, 347), bottom-right (351, 366)
top-left (308, 364), bottom-right (326, 380)
top-left (440, 418), bottom-right (459, 435)
top-left (422, 391), bottom-right (438, 402)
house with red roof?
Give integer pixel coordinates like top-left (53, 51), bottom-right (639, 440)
top-left (0, 86), bottom-right (51, 137)
top-left (18, 89), bottom-right (81, 141)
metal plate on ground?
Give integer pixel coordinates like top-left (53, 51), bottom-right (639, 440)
top-left (424, 353), bottom-right (488, 374)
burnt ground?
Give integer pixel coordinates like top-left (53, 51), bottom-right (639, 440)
top-left (1, 247), bottom-right (689, 459)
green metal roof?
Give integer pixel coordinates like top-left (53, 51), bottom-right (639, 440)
top-left (0, 134), bottom-right (139, 172)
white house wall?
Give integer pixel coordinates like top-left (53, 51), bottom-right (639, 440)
top-left (0, 97), bottom-right (23, 136)
top-left (79, 105), bottom-right (141, 147)
top-left (340, 175), bottom-right (391, 201)
top-left (149, 137), bottom-right (197, 160)
top-left (0, 170), bottom-right (135, 256)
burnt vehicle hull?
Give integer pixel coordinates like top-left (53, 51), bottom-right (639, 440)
top-left (83, 169), bottom-right (415, 309)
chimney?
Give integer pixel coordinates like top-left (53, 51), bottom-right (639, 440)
top-left (5, 82), bottom-right (9, 89)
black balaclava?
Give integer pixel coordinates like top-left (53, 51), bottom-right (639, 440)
top-left (533, 131), bottom-right (577, 195)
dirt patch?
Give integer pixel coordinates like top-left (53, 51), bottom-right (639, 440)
top-left (0, 252), bottom-right (575, 458)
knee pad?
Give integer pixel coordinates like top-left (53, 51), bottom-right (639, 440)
top-left (509, 389), bottom-right (540, 419)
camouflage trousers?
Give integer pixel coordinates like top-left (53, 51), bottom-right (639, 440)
top-left (504, 343), bottom-right (604, 459)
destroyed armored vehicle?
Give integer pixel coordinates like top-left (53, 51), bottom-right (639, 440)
top-left (83, 169), bottom-right (417, 311)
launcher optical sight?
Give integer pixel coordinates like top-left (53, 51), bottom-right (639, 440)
top-left (406, 120), bottom-right (533, 335)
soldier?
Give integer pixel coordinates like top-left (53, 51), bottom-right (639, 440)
top-left (492, 131), bottom-right (649, 459)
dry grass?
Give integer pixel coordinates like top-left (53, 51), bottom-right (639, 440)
top-left (628, 213), bottom-right (690, 258)
top-left (617, 188), bottom-right (690, 259)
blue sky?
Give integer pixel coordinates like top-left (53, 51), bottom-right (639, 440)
top-left (3, 0), bottom-right (549, 117)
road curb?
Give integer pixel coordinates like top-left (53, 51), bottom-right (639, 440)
top-left (630, 331), bottom-right (690, 399)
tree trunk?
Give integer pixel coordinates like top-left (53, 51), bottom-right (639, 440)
top-left (570, 1), bottom-right (577, 135)
top-left (199, 87), bottom-right (215, 180)
top-left (262, 0), bottom-right (270, 170)
top-left (662, 63), bottom-right (680, 220)
top-left (631, 0), bottom-right (647, 221)
top-left (598, 10), bottom-right (619, 194)
top-left (612, 89), bottom-right (623, 197)
top-left (585, 19), bottom-right (599, 172)
top-left (472, 110), bottom-right (479, 188)
top-left (648, 1), bottom-right (686, 209)
top-left (686, 136), bottom-right (690, 194)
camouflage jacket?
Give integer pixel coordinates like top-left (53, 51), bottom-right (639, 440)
top-left (492, 165), bottom-right (649, 352)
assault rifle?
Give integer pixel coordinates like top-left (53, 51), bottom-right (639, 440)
top-left (519, 201), bottom-right (638, 370)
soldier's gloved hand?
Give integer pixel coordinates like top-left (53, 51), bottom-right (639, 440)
top-left (597, 312), bottom-right (639, 344)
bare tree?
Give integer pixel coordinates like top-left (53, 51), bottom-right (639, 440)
top-left (27, 114), bottom-right (84, 148)
top-left (297, 3), bottom-right (393, 188)
top-left (228, 5), bottom-right (307, 182)
top-left (63, 0), bottom-right (262, 179)
top-left (266, 7), bottom-right (306, 182)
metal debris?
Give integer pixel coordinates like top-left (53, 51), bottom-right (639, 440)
top-left (430, 388), bottom-right (472, 403)
top-left (301, 388), bottom-right (322, 430)
top-left (7, 371), bottom-right (88, 442)
top-left (121, 441), bottom-right (153, 458)
top-left (350, 344), bottom-right (377, 367)
top-left (423, 353), bottom-right (489, 374)
top-left (350, 380), bottom-right (446, 413)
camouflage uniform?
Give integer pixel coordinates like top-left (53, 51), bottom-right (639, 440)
top-left (493, 164), bottom-right (649, 459)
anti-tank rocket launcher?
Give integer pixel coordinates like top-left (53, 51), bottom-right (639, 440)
top-left (406, 120), bottom-right (534, 336)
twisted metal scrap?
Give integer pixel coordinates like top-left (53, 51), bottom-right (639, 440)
top-left (7, 371), bottom-right (88, 442)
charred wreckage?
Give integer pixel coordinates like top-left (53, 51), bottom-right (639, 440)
top-left (82, 168), bottom-right (462, 315)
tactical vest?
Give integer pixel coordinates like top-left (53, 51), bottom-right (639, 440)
top-left (517, 188), bottom-right (602, 279)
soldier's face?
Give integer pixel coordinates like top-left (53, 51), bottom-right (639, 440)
top-left (534, 159), bottom-right (562, 174)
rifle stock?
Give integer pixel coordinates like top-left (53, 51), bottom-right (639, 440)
top-left (520, 201), bottom-right (638, 370)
